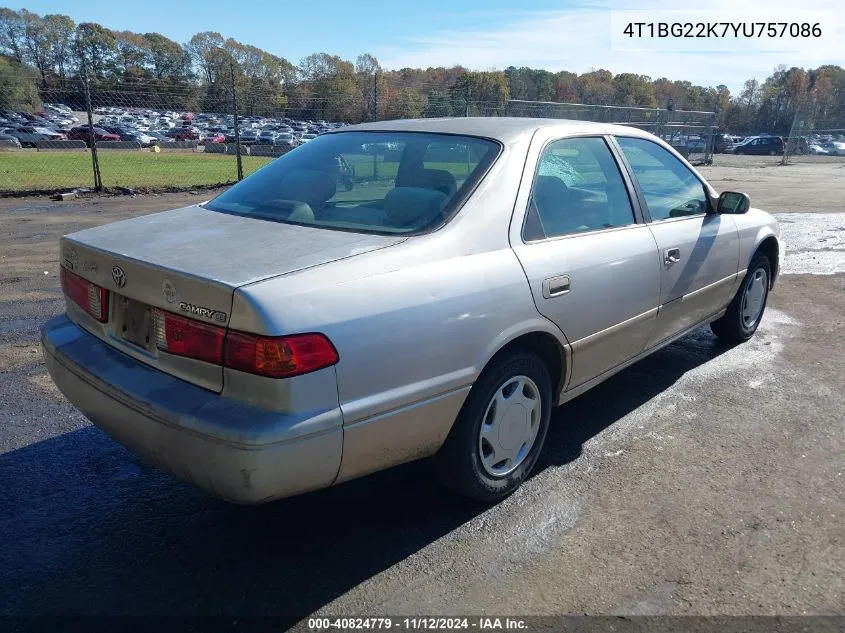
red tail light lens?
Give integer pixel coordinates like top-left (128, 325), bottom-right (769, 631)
top-left (152, 309), bottom-right (224, 365)
top-left (224, 331), bottom-right (339, 378)
top-left (151, 308), bottom-right (338, 378)
top-left (61, 267), bottom-right (108, 322)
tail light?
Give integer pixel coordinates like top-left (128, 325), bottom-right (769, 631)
top-left (61, 267), bottom-right (108, 322)
top-left (152, 308), bottom-right (338, 378)
top-left (224, 331), bottom-right (338, 378)
top-left (152, 309), bottom-right (224, 365)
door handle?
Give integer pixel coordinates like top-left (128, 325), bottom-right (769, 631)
top-left (542, 275), bottom-right (571, 299)
top-left (664, 248), bottom-right (681, 265)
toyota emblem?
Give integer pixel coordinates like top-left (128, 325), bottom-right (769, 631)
top-left (111, 266), bottom-right (126, 288)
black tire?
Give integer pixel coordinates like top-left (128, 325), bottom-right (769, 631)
top-left (711, 253), bottom-right (772, 344)
top-left (434, 348), bottom-right (552, 502)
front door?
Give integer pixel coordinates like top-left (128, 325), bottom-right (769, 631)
top-left (510, 135), bottom-right (661, 389)
top-left (614, 136), bottom-right (739, 348)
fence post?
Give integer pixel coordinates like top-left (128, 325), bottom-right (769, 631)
top-left (465, 87), bottom-right (470, 117)
top-left (78, 52), bottom-right (102, 191)
top-left (782, 107), bottom-right (802, 166)
top-left (230, 61), bottom-right (243, 181)
top-left (373, 71), bottom-right (379, 121)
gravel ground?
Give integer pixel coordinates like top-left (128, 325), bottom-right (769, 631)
top-left (0, 161), bottom-right (843, 618)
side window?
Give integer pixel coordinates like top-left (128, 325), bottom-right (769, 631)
top-left (524, 136), bottom-right (635, 240)
top-left (616, 137), bottom-right (709, 221)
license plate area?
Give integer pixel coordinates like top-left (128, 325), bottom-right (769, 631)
top-left (114, 294), bottom-right (153, 351)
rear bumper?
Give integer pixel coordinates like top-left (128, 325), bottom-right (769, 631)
top-left (41, 314), bottom-right (343, 504)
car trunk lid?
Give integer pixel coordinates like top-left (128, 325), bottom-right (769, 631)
top-left (60, 204), bottom-right (405, 392)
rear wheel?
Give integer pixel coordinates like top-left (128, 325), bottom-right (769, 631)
top-left (711, 253), bottom-right (771, 344)
top-left (434, 348), bottom-right (552, 502)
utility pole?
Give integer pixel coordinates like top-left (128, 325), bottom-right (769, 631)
top-left (230, 61), bottom-right (243, 181)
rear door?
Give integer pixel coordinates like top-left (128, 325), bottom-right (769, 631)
top-left (510, 133), bottom-right (661, 389)
top-left (613, 136), bottom-right (739, 348)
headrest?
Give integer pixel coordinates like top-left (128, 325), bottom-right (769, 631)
top-left (384, 187), bottom-right (448, 229)
top-left (278, 169), bottom-right (336, 206)
top-left (413, 169), bottom-right (458, 197)
top-left (532, 176), bottom-right (570, 209)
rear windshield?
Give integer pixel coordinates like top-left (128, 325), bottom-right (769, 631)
top-left (205, 131), bottom-right (500, 234)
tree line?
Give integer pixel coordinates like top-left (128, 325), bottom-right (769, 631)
top-left (1, 7), bottom-right (843, 133)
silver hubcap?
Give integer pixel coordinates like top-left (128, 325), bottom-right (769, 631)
top-left (741, 268), bottom-right (768, 328)
top-left (478, 375), bottom-right (542, 477)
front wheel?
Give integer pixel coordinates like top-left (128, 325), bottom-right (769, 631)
top-left (711, 253), bottom-right (772, 344)
top-left (434, 349), bottom-right (552, 502)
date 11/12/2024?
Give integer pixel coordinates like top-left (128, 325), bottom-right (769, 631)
top-left (308, 617), bottom-right (528, 630)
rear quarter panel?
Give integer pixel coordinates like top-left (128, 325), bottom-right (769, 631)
top-left (231, 238), bottom-right (563, 480)
top-left (733, 208), bottom-right (781, 283)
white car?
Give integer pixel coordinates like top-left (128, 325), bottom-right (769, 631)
top-left (825, 141), bottom-right (845, 156)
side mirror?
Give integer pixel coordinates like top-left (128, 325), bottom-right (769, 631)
top-left (716, 191), bottom-right (750, 214)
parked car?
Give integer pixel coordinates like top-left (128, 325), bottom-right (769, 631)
top-left (272, 132), bottom-right (296, 148)
top-left (100, 126), bottom-right (141, 142)
top-left (238, 129), bottom-right (260, 145)
top-left (166, 127), bottom-right (200, 141)
top-left (0, 132), bottom-right (22, 148)
top-left (201, 132), bottom-right (226, 144)
top-left (2, 125), bottom-right (65, 146)
top-left (733, 135), bottom-right (784, 155)
top-left (807, 144), bottom-right (829, 155)
top-left (713, 134), bottom-right (734, 153)
top-left (122, 131), bottom-right (156, 146)
top-left (820, 140), bottom-right (845, 156)
top-left (66, 126), bottom-right (121, 145)
top-left (42, 118), bottom-right (781, 505)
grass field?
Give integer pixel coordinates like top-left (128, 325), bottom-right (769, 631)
top-left (0, 151), bottom-right (274, 193)
top-left (0, 149), bottom-right (478, 195)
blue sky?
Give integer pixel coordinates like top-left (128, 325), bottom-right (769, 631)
top-left (19, 0), bottom-right (844, 94)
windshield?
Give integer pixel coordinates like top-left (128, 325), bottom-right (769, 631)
top-left (205, 131), bottom-right (500, 234)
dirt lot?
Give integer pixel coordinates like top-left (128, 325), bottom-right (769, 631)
top-left (0, 159), bottom-right (843, 619)
top-left (700, 155), bottom-right (845, 213)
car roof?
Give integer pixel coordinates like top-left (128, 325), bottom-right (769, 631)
top-left (339, 116), bottom-right (650, 144)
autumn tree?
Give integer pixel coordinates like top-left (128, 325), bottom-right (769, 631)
top-left (44, 14), bottom-right (74, 84)
top-left (0, 8), bottom-right (25, 62)
top-left (0, 55), bottom-right (39, 110)
top-left (75, 22), bottom-right (116, 79)
top-left (140, 33), bottom-right (189, 81)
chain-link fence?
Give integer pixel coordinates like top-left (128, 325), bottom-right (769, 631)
top-left (505, 100), bottom-right (718, 165)
top-left (7, 76), bottom-right (838, 195)
top-left (782, 107), bottom-right (845, 164)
